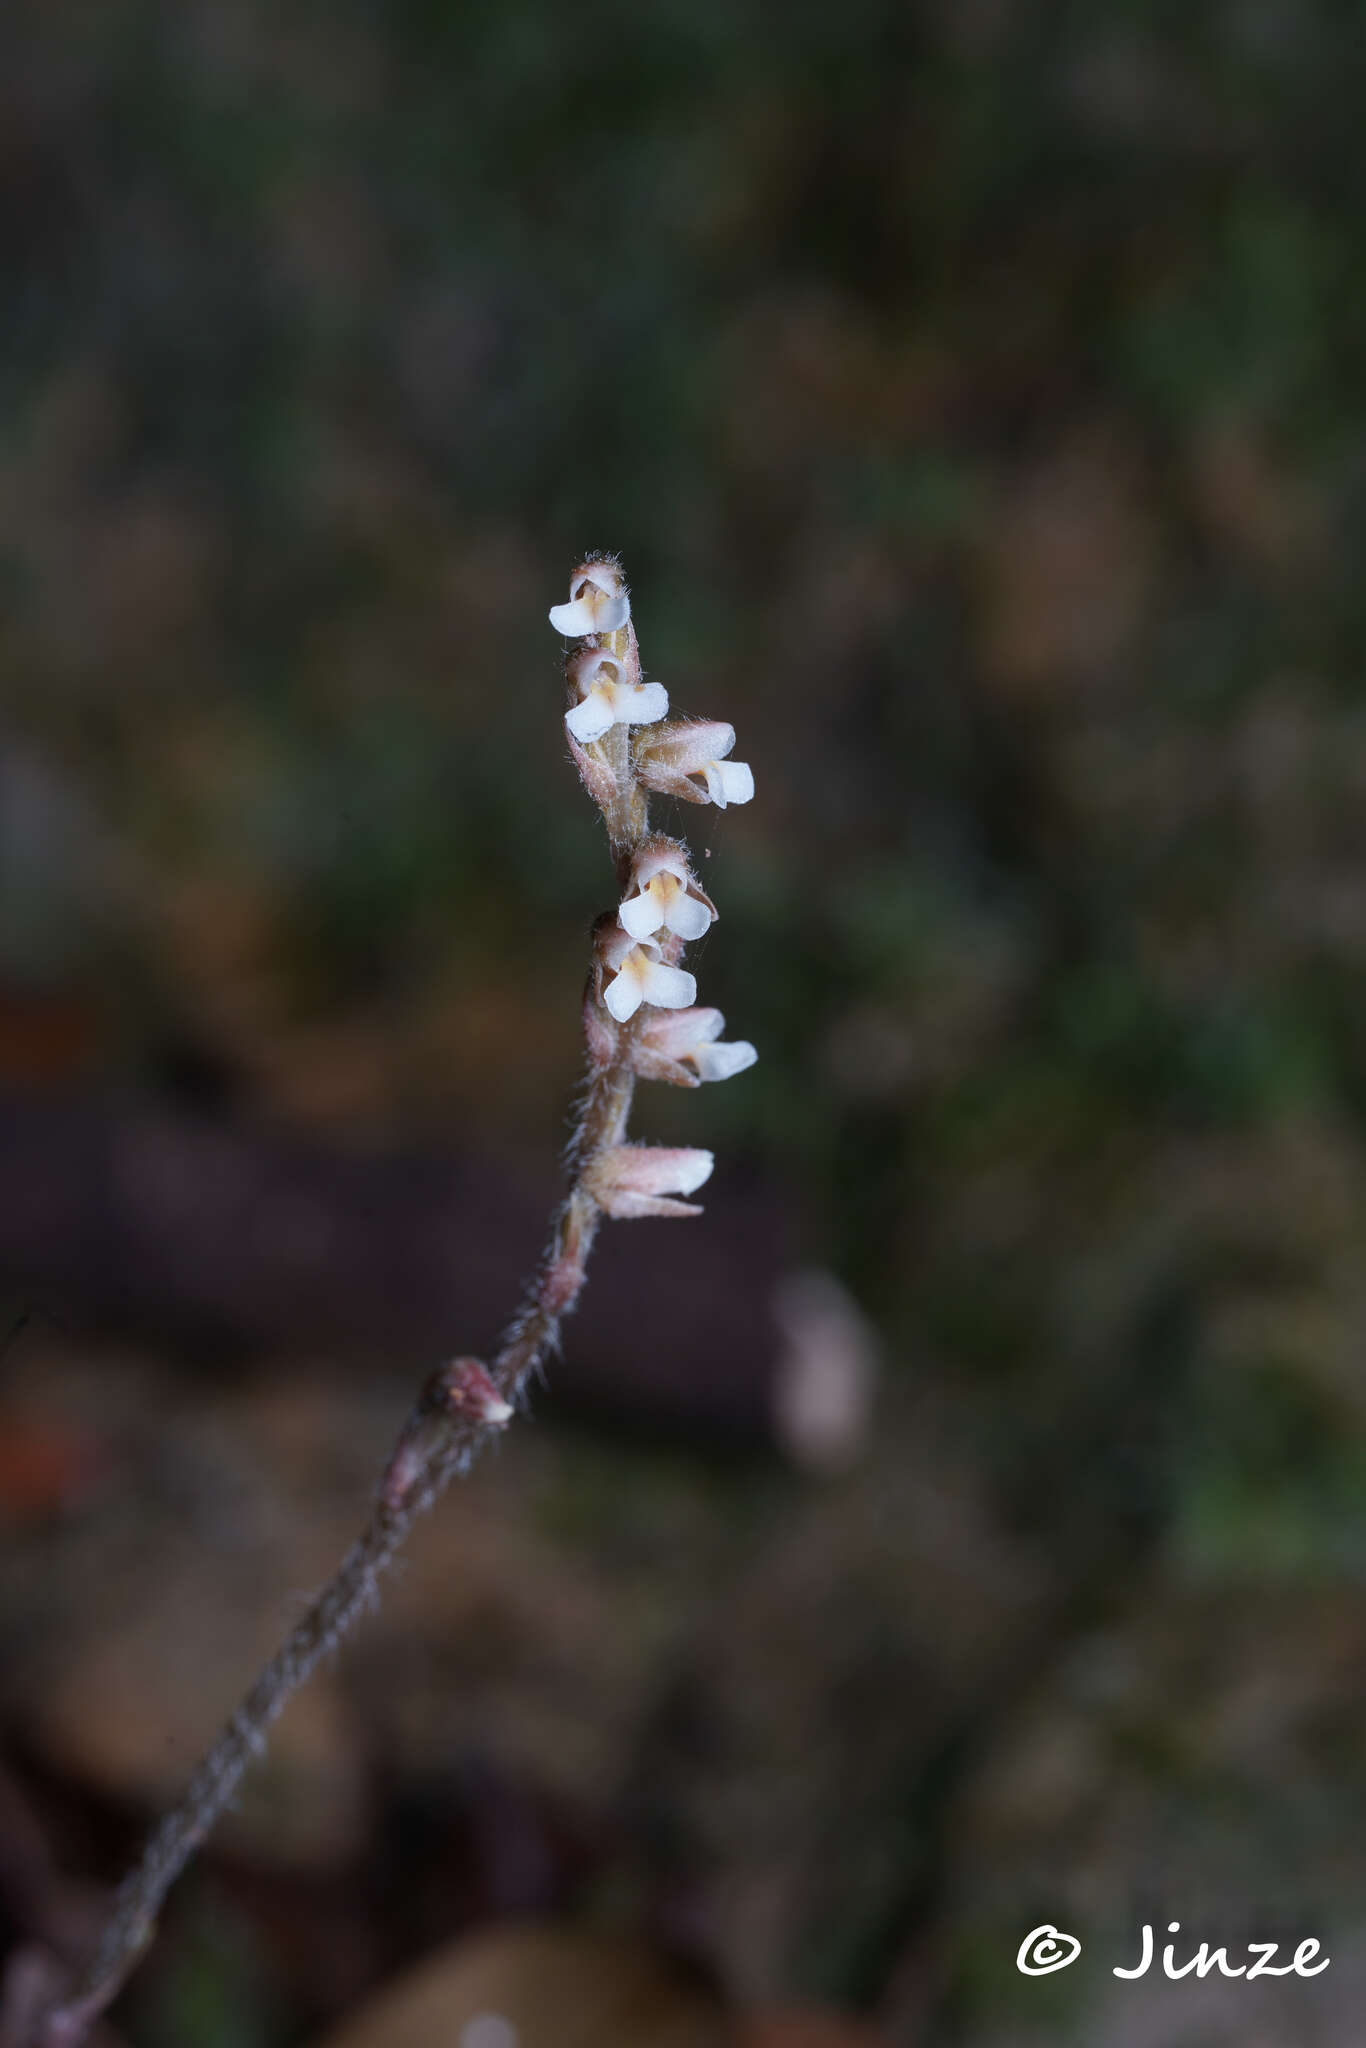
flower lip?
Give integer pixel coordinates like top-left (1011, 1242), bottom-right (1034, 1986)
top-left (692, 1036), bottom-right (757, 1080)
top-left (597, 927), bottom-right (698, 1022)
top-left (564, 664), bottom-right (669, 745)
top-left (633, 719), bottom-right (754, 807)
top-left (639, 1005), bottom-right (757, 1082)
top-left (564, 692), bottom-right (616, 745)
top-left (618, 841), bottom-right (716, 943)
top-left (549, 561), bottom-right (631, 637)
top-left (704, 759), bottom-right (755, 809)
top-left (618, 885), bottom-right (709, 943)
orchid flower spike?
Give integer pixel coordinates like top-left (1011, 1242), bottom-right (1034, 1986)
top-left (619, 839), bottom-right (716, 943)
top-left (596, 923), bottom-right (696, 1024)
top-left (587, 1143), bottom-right (714, 1219)
top-left (634, 719), bottom-right (754, 808)
top-left (565, 648), bottom-right (669, 746)
top-left (35, 554), bottom-right (755, 2036)
top-left (638, 1006), bottom-right (758, 1084)
top-left (549, 560), bottom-right (631, 637)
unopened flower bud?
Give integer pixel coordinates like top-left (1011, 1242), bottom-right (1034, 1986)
top-left (381, 1357), bottom-right (511, 1508)
top-left (634, 719), bottom-right (754, 808)
top-left (432, 1356), bottom-right (513, 1426)
top-left (587, 1143), bottom-right (714, 1218)
top-left (549, 561), bottom-right (631, 637)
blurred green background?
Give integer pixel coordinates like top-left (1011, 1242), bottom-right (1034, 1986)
top-left (4, 2), bottom-right (1366, 2044)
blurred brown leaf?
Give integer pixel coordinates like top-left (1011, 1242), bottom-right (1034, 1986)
top-left (306, 1923), bottom-right (733, 2048)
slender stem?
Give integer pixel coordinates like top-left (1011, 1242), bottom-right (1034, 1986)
top-left (34, 609), bottom-right (660, 2047)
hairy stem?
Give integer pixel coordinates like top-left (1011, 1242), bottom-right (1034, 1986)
top-left (35, 618), bottom-right (657, 2047)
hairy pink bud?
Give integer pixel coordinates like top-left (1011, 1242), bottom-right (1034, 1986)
top-left (585, 1143), bottom-right (714, 1219)
top-left (381, 1358), bottom-right (512, 1509)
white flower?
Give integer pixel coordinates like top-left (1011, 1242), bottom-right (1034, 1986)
top-left (549, 561), bottom-right (631, 637)
top-left (598, 924), bottom-right (696, 1023)
top-left (586, 1143), bottom-right (714, 1219)
top-left (619, 841), bottom-right (716, 942)
top-left (640, 1006), bottom-right (758, 1082)
top-left (634, 719), bottom-right (754, 808)
top-left (565, 648), bottom-right (669, 745)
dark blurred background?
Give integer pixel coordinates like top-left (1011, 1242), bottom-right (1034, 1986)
top-left (4, 2), bottom-right (1366, 2044)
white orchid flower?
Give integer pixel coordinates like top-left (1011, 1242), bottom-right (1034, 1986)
top-left (565, 648), bottom-right (669, 746)
top-left (597, 924), bottom-right (696, 1024)
top-left (618, 841), bottom-right (716, 943)
top-left (549, 561), bottom-right (631, 637)
top-left (634, 718), bottom-right (754, 808)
